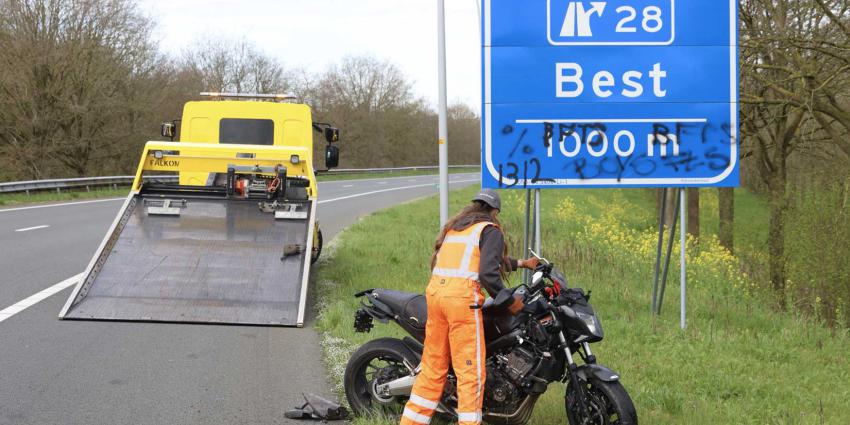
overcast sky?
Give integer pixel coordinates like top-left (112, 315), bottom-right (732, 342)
top-left (139, 0), bottom-right (481, 110)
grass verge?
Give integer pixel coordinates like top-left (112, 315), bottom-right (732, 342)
top-left (315, 187), bottom-right (850, 425)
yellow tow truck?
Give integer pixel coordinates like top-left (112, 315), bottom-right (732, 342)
top-left (59, 93), bottom-right (340, 327)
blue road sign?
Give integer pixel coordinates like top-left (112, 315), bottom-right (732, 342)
top-left (481, 0), bottom-right (739, 188)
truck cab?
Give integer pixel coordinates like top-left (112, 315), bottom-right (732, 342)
top-left (161, 92), bottom-right (340, 187)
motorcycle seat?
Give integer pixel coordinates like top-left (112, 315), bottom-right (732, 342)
top-left (372, 289), bottom-right (428, 329)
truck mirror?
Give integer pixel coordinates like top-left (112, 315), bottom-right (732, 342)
top-left (161, 122), bottom-right (176, 140)
top-left (325, 144), bottom-right (340, 169)
top-left (324, 127), bottom-right (340, 144)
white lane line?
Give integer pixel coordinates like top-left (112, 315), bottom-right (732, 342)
top-left (318, 179), bottom-right (478, 205)
top-left (0, 273), bottom-right (83, 323)
top-left (0, 176), bottom-right (479, 324)
top-left (342, 184), bottom-right (354, 188)
top-left (15, 225), bottom-right (50, 232)
top-left (0, 197), bottom-right (124, 214)
top-left (378, 181), bottom-right (388, 185)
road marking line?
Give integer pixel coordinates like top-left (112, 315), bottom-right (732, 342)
top-left (0, 197), bottom-right (124, 214)
top-left (342, 184), bottom-right (354, 188)
top-left (15, 225), bottom-right (50, 232)
top-left (0, 273), bottom-right (83, 323)
top-left (378, 181), bottom-right (387, 185)
top-left (0, 176), bottom-right (479, 324)
top-left (318, 179), bottom-right (478, 205)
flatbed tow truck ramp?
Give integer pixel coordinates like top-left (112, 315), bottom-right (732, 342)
top-left (59, 142), bottom-right (319, 326)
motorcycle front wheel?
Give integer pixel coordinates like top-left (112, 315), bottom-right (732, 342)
top-left (566, 377), bottom-right (638, 425)
top-left (344, 338), bottom-right (418, 416)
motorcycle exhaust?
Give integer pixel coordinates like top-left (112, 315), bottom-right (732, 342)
top-left (483, 395), bottom-right (539, 425)
top-left (374, 375), bottom-right (416, 397)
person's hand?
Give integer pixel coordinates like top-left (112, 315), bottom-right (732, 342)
top-left (507, 295), bottom-right (525, 315)
top-left (519, 257), bottom-right (539, 270)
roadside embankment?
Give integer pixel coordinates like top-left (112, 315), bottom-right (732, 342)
top-left (315, 187), bottom-right (850, 424)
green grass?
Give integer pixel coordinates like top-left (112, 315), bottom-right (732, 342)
top-left (314, 187), bottom-right (850, 425)
top-left (0, 168), bottom-right (480, 207)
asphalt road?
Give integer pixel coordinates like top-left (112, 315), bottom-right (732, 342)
top-left (0, 173), bottom-right (478, 425)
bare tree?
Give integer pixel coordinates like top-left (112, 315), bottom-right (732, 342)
top-left (448, 102), bottom-right (482, 165)
top-left (313, 56), bottom-right (414, 113)
top-left (0, 0), bottom-right (162, 179)
top-left (181, 38), bottom-right (291, 94)
top-left (740, 0), bottom-right (850, 306)
top-left (308, 56), bottom-right (418, 167)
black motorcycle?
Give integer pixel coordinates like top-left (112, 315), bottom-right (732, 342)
top-left (343, 253), bottom-right (637, 424)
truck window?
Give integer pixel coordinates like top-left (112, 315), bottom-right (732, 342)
top-left (219, 118), bottom-right (274, 145)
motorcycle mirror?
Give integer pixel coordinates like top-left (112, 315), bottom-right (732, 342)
top-left (529, 249), bottom-right (550, 265)
top-left (531, 271), bottom-right (544, 285)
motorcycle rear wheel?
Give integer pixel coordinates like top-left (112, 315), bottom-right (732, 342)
top-left (566, 377), bottom-right (638, 425)
top-left (344, 338), bottom-right (418, 416)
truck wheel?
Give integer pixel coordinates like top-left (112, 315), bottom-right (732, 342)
top-left (311, 228), bottom-right (323, 264)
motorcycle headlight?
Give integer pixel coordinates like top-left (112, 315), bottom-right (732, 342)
top-left (576, 311), bottom-right (600, 336)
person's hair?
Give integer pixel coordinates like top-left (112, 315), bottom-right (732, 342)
top-left (430, 201), bottom-right (511, 278)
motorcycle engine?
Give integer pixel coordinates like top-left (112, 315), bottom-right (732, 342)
top-left (497, 346), bottom-right (537, 384)
top-left (484, 367), bottom-right (522, 415)
top-left (484, 346), bottom-right (538, 414)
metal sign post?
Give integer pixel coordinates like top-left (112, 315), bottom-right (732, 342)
top-left (650, 187), bottom-right (687, 329)
top-left (437, 0), bottom-right (449, 225)
top-left (651, 189), bottom-right (668, 314)
top-left (523, 189), bottom-right (532, 284)
top-left (482, 0), bottom-right (739, 329)
top-left (679, 188), bottom-right (687, 329)
top-left (534, 189), bottom-right (542, 253)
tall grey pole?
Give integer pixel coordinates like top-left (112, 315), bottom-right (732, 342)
top-left (523, 189), bottom-right (531, 284)
top-left (437, 0), bottom-right (449, 225)
top-left (534, 189), bottom-right (541, 253)
top-left (680, 187), bottom-right (687, 329)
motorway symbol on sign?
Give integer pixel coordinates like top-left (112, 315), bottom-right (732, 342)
top-left (481, 0), bottom-right (739, 188)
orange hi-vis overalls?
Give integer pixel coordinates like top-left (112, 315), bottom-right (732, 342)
top-left (400, 221), bottom-right (495, 425)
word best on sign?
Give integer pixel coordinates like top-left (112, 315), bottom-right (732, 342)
top-left (481, 0), bottom-right (739, 188)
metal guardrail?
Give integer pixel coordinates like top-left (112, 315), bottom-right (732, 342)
top-left (0, 166), bottom-right (480, 194)
top-left (0, 176), bottom-right (179, 194)
top-left (323, 165), bottom-right (478, 174)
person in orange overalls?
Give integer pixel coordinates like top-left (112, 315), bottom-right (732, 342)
top-left (400, 189), bottom-right (538, 425)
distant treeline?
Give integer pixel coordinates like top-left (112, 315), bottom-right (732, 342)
top-left (0, 0), bottom-right (479, 182)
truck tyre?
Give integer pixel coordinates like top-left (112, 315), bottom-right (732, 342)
top-left (311, 228), bottom-right (323, 264)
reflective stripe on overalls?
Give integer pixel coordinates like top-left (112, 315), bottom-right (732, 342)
top-left (400, 221), bottom-right (494, 425)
